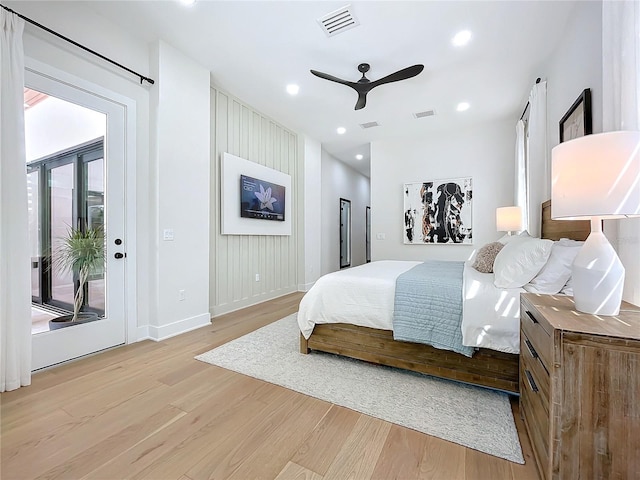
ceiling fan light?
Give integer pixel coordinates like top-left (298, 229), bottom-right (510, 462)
top-left (456, 102), bottom-right (470, 112)
top-left (286, 84), bottom-right (299, 96)
top-left (337, 127), bottom-right (346, 135)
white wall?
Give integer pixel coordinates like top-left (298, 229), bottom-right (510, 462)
top-left (302, 136), bottom-right (322, 290)
top-left (538, 1), bottom-right (603, 192)
top-left (321, 150), bottom-right (370, 275)
top-left (371, 119), bottom-right (514, 262)
top-left (25, 97), bottom-right (105, 162)
top-left (148, 40), bottom-right (211, 339)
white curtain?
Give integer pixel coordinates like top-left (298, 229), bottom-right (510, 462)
top-left (514, 119), bottom-right (529, 232)
top-left (0, 10), bottom-right (31, 392)
top-left (603, 0), bottom-right (640, 305)
top-left (526, 81), bottom-right (547, 237)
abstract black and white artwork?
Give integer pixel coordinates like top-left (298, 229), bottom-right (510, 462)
top-left (403, 178), bottom-right (473, 245)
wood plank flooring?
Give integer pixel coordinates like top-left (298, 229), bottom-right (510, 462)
top-left (1, 292), bottom-right (539, 479)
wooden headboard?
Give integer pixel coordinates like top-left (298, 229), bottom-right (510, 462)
top-left (541, 200), bottom-right (590, 241)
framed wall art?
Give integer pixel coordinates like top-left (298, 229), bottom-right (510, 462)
top-left (559, 88), bottom-right (592, 143)
top-left (403, 177), bottom-right (473, 245)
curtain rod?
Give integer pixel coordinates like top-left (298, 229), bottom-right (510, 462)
top-left (1, 4), bottom-right (155, 85)
top-left (519, 77), bottom-right (541, 120)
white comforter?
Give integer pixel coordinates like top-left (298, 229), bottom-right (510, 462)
top-left (298, 260), bottom-right (522, 354)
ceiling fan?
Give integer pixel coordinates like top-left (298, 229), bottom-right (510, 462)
top-left (310, 63), bottom-right (424, 110)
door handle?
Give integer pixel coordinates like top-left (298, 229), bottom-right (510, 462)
top-left (114, 252), bottom-right (126, 259)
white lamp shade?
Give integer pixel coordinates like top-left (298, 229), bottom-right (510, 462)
top-left (550, 130), bottom-right (640, 316)
top-left (496, 206), bottom-right (523, 232)
top-left (552, 131), bottom-right (640, 220)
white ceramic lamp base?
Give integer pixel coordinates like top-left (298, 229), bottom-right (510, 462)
top-left (572, 220), bottom-right (625, 316)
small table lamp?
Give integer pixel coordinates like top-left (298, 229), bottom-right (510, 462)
top-left (496, 206), bottom-right (523, 235)
top-left (552, 131), bottom-right (640, 315)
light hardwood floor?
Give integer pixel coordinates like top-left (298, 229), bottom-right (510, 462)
top-left (1, 292), bottom-right (539, 479)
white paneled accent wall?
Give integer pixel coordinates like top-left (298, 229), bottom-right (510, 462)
top-left (210, 87), bottom-right (300, 316)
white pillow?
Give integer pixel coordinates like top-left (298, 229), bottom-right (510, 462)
top-left (524, 242), bottom-right (582, 294)
top-left (493, 236), bottom-right (554, 288)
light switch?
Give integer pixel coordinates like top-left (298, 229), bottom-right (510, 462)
top-left (376, 233), bottom-right (386, 240)
top-left (163, 229), bottom-right (174, 241)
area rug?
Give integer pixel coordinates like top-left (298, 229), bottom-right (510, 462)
top-left (195, 314), bottom-right (524, 463)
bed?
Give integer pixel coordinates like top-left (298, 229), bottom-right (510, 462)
top-left (299, 201), bottom-right (590, 394)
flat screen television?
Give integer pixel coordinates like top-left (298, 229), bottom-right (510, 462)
top-left (240, 174), bottom-right (285, 221)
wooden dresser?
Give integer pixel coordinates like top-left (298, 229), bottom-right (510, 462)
top-left (519, 293), bottom-right (640, 480)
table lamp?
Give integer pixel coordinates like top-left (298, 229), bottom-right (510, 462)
top-left (496, 206), bottom-right (523, 235)
top-left (551, 131), bottom-right (640, 315)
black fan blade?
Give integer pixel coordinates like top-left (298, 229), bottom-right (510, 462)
top-left (371, 64), bottom-right (424, 88)
top-left (310, 69), bottom-right (354, 87)
top-left (355, 91), bottom-right (367, 110)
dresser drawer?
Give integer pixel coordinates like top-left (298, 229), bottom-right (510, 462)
top-left (520, 331), bottom-right (550, 407)
top-left (520, 361), bottom-right (550, 457)
top-left (520, 300), bottom-right (552, 370)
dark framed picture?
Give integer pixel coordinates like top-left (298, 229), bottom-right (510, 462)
top-left (559, 88), bottom-right (592, 143)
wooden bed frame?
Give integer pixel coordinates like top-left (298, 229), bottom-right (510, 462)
top-left (300, 200), bottom-right (590, 395)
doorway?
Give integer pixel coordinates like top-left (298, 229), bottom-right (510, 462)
top-left (339, 198), bottom-right (351, 268)
top-left (25, 69), bottom-right (128, 370)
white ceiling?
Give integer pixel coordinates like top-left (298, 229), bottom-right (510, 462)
top-left (85, 0), bottom-right (578, 177)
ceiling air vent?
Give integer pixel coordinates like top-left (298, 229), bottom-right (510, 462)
top-left (413, 109), bottom-right (436, 119)
top-left (317, 5), bottom-right (360, 37)
top-left (359, 121), bottom-right (380, 129)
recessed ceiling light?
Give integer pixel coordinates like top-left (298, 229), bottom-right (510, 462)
top-left (337, 127), bottom-right (346, 135)
top-left (452, 30), bottom-right (472, 47)
top-left (179, 0), bottom-right (196, 5)
top-left (286, 84), bottom-right (299, 96)
top-left (355, 154), bottom-right (363, 160)
top-left (456, 102), bottom-right (470, 112)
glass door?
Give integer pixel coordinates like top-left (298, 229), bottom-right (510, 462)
top-left (26, 71), bottom-right (128, 370)
top-left (27, 170), bottom-right (42, 302)
top-left (49, 161), bottom-right (76, 308)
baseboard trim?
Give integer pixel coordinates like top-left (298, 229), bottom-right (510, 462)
top-left (298, 282), bottom-right (315, 292)
top-left (211, 288), bottom-right (297, 317)
top-left (146, 312), bottom-right (212, 342)
top-left (135, 326), bottom-right (150, 342)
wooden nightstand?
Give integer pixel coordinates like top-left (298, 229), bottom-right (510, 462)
top-left (519, 293), bottom-right (640, 480)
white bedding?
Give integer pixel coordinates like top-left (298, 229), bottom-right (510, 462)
top-left (298, 260), bottom-right (522, 354)
top-left (461, 263), bottom-right (523, 354)
top-left (298, 261), bottom-right (420, 338)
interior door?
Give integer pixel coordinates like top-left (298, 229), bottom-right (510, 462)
top-left (340, 198), bottom-right (351, 268)
top-left (27, 70), bottom-right (127, 370)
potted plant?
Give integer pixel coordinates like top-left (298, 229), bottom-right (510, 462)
top-left (49, 226), bottom-right (105, 330)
